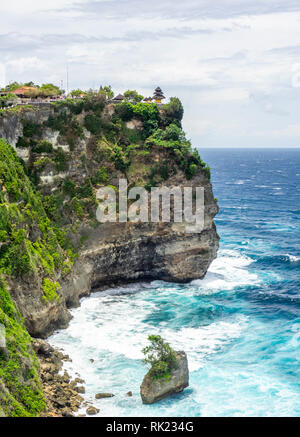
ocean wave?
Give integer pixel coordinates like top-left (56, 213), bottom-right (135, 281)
top-left (192, 249), bottom-right (259, 293)
top-left (255, 254), bottom-right (300, 267)
top-left (285, 254), bottom-right (300, 262)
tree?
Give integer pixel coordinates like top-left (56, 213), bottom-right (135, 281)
top-left (3, 82), bottom-right (23, 92)
top-left (142, 335), bottom-right (178, 380)
top-left (38, 83), bottom-right (62, 97)
top-left (24, 81), bottom-right (38, 88)
top-left (70, 89), bottom-right (84, 97)
top-left (160, 97), bottom-right (184, 127)
top-left (124, 90), bottom-right (144, 104)
top-left (100, 85), bottom-right (114, 100)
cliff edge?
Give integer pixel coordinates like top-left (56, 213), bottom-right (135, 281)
top-left (0, 93), bottom-right (219, 415)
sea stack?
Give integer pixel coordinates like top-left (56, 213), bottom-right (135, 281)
top-left (140, 351), bottom-right (189, 404)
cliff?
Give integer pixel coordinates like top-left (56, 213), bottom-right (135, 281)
top-left (0, 95), bottom-right (219, 415)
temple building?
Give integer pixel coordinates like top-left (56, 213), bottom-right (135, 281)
top-left (111, 93), bottom-right (125, 103)
top-left (143, 97), bottom-right (153, 103)
top-left (152, 86), bottom-right (165, 104)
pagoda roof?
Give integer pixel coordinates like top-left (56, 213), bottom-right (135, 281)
top-left (153, 93), bottom-right (165, 99)
top-left (153, 86), bottom-right (165, 99)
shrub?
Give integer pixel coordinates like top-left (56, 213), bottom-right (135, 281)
top-left (22, 121), bottom-right (42, 138)
top-left (91, 166), bottom-right (109, 185)
top-left (111, 145), bottom-right (129, 172)
top-left (115, 101), bottom-right (134, 122)
top-left (16, 136), bottom-right (29, 148)
top-left (70, 197), bottom-right (84, 218)
top-left (77, 179), bottom-right (94, 199)
top-left (54, 148), bottom-right (69, 172)
top-left (42, 278), bottom-right (60, 303)
top-left (185, 163), bottom-right (197, 180)
top-left (62, 179), bottom-right (76, 197)
top-left (84, 114), bottom-right (102, 135)
top-left (142, 335), bottom-right (178, 380)
top-left (32, 140), bottom-right (53, 154)
top-left (81, 92), bottom-right (106, 113)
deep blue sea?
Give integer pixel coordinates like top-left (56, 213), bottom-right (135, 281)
top-left (49, 148), bottom-right (300, 417)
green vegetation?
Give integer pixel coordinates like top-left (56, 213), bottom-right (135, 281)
top-left (0, 93), bottom-right (18, 109)
top-left (0, 279), bottom-right (46, 416)
top-left (53, 147), bottom-right (69, 172)
top-left (32, 140), bottom-right (53, 154)
top-left (142, 335), bottom-right (178, 380)
top-left (70, 89), bottom-right (84, 97)
top-left (0, 105), bottom-right (35, 117)
top-left (99, 85), bottom-right (114, 100)
top-left (84, 113), bottom-right (102, 135)
top-left (45, 111), bottom-right (84, 149)
top-left (160, 97), bottom-right (184, 127)
top-left (124, 90), bottom-right (144, 104)
top-left (91, 166), bottom-right (109, 185)
top-left (0, 139), bottom-right (74, 279)
top-left (42, 278), bottom-right (60, 303)
top-left (0, 82), bottom-right (64, 98)
top-left (0, 87), bottom-right (214, 416)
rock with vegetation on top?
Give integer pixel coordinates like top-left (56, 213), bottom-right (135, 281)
top-left (140, 335), bottom-right (189, 404)
top-left (140, 351), bottom-right (189, 404)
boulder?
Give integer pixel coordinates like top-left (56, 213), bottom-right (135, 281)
top-left (75, 386), bottom-right (85, 394)
top-left (86, 406), bottom-right (100, 415)
top-left (32, 339), bottom-right (54, 357)
top-left (140, 351), bottom-right (189, 404)
top-left (95, 392), bottom-right (114, 399)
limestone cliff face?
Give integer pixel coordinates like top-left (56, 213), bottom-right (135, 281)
top-left (0, 100), bottom-right (219, 339)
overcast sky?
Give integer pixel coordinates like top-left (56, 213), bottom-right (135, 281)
top-left (1, 0), bottom-right (300, 148)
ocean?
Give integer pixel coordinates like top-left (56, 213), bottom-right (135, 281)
top-left (49, 148), bottom-right (300, 417)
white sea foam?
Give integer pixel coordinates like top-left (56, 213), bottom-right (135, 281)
top-left (191, 249), bottom-right (259, 292)
top-left (285, 254), bottom-right (300, 262)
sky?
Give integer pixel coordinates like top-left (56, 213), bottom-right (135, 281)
top-left (1, 0), bottom-right (300, 148)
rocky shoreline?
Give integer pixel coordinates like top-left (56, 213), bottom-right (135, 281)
top-left (33, 339), bottom-right (85, 416)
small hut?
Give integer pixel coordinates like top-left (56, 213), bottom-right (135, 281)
top-left (111, 93), bottom-right (125, 103)
top-left (143, 97), bottom-right (153, 103)
top-left (152, 87), bottom-right (165, 104)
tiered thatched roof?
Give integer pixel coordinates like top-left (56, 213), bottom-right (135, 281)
top-left (153, 86), bottom-right (165, 101)
top-left (112, 94), bottom-right (125, 101)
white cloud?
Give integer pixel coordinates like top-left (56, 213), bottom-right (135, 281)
top-left (1, 1), bottom-right (300, 147)
top-left (256, 124), bottom-right (300, 138)
top-left (6, 57), bottom-right (48, 74)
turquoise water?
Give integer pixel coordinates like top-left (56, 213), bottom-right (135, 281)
top-left (49, 148), bottom-right (300, 417)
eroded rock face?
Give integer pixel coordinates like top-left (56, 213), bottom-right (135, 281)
top-left (7, 174), bottom-right (218, 338)
top-left (0, 105), bottom-right (219, 339)
top-left (140, 351), bottom-right (189, 404)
